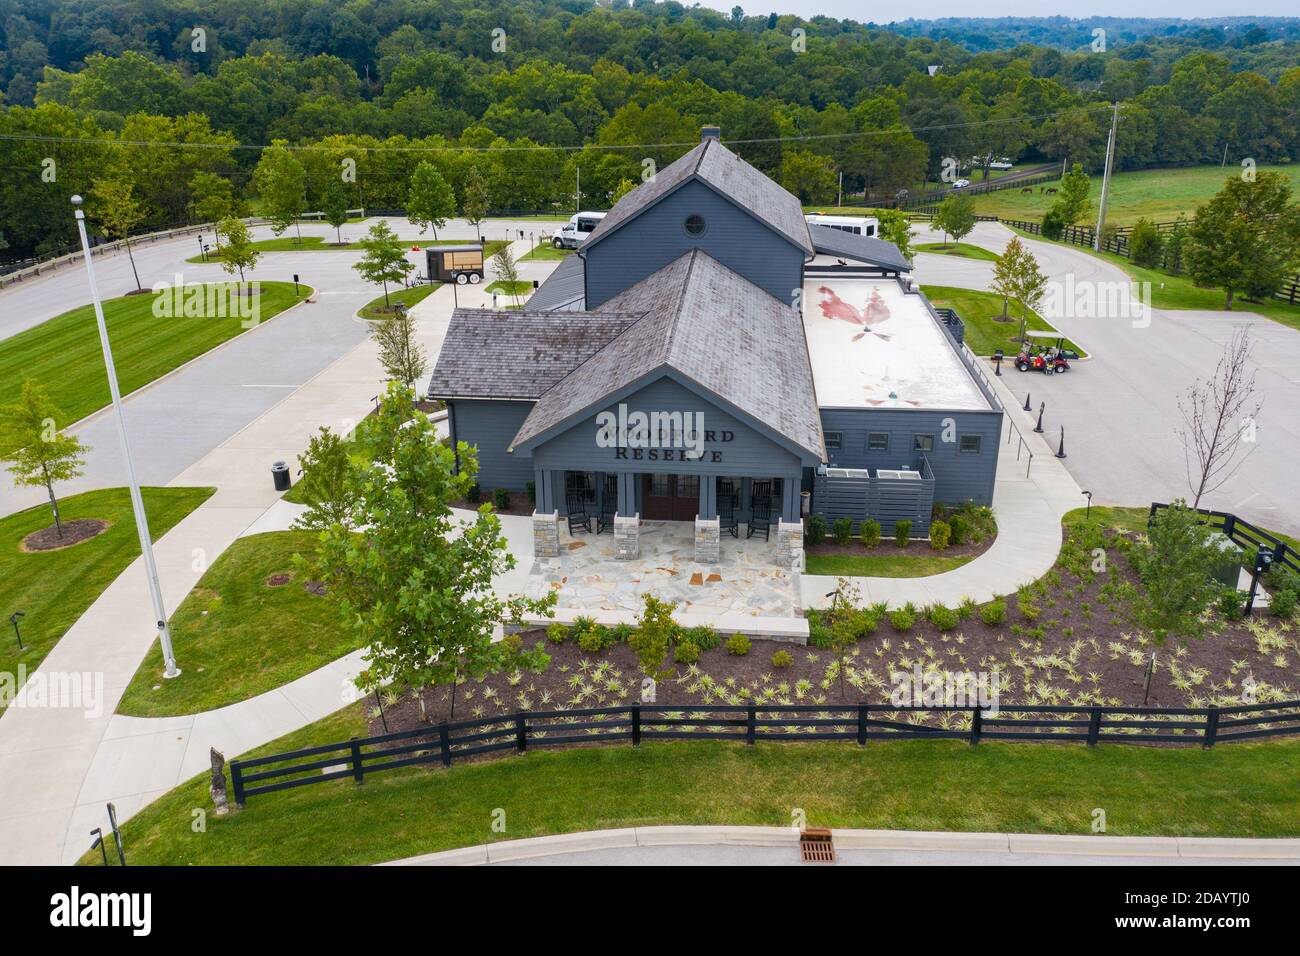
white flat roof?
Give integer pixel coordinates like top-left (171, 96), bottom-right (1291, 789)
top-left (802, 277), bottom-right (989, 411)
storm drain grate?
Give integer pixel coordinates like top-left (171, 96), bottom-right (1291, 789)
top-left (799, 828), bottom-right (835, 863)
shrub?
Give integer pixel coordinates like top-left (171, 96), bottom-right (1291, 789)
top-left (850, 608), bottom-right (879, 638)
top-left (725, 632), bottom-right (752, 656)
top-left (929, 519), bottom-right (951, 551)
top-left (546, 622), bottom-right (569, 644)
top-left (492, 487), bottom-right (511, 511)
top-left (947, 513), bottom-right (968, 546)
top-left (805, 514), bottom-right (827, 547)
top-left (1271, 588), bottom-right (1298, 619)
top-left (860, 518), bottom-right (881, 548)
top-left (1129, 217), bottom-right (1164, 268)
top-left (980, 600), bottom-right (1007, 626)
top-left (1041, 206), bottom-right (1066, 240)
top-left (771, 648), bottom-right (794, 668)
top-left (888, 607), bottom-right (915, 632)
top-left (832, 517), bottom-right (854, 545)
top-left (525, 480), bottom-right (536, 504)
top-left (611, 623), bottom-right (634, 644)
top-left (467, 483), bottom-right (481, 503)
top-left (958, 597), bottom-right (977, 619)
top-left (577, 623), bottom-right (617, 653)
top-left (683, 625), bottom-right (721, 651)
top-left (895, 519), bottom-right (911, 548)
top-left (499, 633), bottom-right (522, 657)
top-left (928, 604), bottom-right (959, 631)
top-left (807, 618), bottom-right (834, 649)
top-left (1217, 588), bottom-right (1246, 621)
top-left (674, 641), bottom-right (700, 664)
top-left (1019, 600), bottom-right (1041, 622)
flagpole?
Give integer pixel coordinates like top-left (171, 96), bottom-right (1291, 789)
top-left (71, 195), bottom-right (180, 678)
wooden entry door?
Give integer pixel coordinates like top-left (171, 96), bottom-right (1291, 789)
top-left (641, 474), bottom-right (700, 521)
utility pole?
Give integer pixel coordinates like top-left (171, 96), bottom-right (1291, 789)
top-left (837, 170), bottom-right (843, 208)
top-left (575, 167), bottom-right (580, 215)
top-left (1093, 101), bottom-right (1120, 252)
top-left (71, 195), bottom-right (181, 678)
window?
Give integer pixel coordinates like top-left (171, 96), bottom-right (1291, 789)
top-left (824, 431), bottom-right (842, 450)
top-left (959, 435), bottom-right (982, 454)
top-left (867, 432), bottom-right (890, 452)
top-left (913, 434), bottom-right (935, 453)
top-left (684, 214), bottom-right (707, 236)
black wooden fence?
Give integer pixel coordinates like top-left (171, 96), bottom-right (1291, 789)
top-left (1149, 503), bottom-right (1300, 576)
top-left (229, 699), bottom-right (1300, 805)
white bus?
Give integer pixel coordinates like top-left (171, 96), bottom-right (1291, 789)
top-left (804, 213), bottom-right (879, 238)
top-left (550, 211), bottom-right (607, 249)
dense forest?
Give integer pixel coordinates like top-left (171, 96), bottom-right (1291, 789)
top-left (2, 1), bottom-right (1299, 260)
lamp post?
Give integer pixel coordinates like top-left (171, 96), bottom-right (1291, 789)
top-left (9, 611), bottom-right (23, 650)
top-left (71, 195), bottom-right (181, 678)
top-left (1082, 490), bottom-right (1093, 520)
top-left (197, 235), bottom-right (206, 262)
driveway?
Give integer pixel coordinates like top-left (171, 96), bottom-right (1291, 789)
top-left (914, 221), bottom-right (1300, 536)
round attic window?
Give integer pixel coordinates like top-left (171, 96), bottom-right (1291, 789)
top-left (684, 214), bottom-right (707, 236)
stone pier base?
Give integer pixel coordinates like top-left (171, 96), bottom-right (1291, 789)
top-left (777, 518), bottom-right (804, 572)
top-left (614, 513), bottom-right (640, 560)
top-left (532, 510), bottom-right (560, 558)
top-left (694, 516), bottom-right (720, 563)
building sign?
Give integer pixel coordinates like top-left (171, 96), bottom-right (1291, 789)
top-left (595, 403), bottom-right (734, 463)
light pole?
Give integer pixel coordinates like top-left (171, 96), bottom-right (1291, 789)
top-left (71, 195), bottom-right (181, 678)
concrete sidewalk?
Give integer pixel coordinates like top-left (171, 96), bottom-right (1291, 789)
top-left (802, 367), bottom-right (1082, 609)
top-left (387, 824), bottom-right (1300, 866)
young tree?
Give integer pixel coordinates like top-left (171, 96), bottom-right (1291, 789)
top-left (1132, 501), bottom-right (1223, 645)
top-left (0, 382), bottom-right (88, 538)
top-left (490, 244), bottom-right (523, 307)
top-left (1012, 243), bottom-right (1049, 343)
top-left (779, 150), bottom-right (837, 204)
top-left (1185, 172), bottom-right (1300, 309)
top-left (461, 165), bottom-right (489, 241)
top-left (1044, 162), bottom-right (1091, 236)
top-left (291, 427), bottom-right (361, 532)
top-left (352, 220), bottom-right (410, 307)
top-left (370, 306), bottom-right (428, 387)
top-left (628, 593), bottom-right (679, 688)
top-left (320, 178), bottom-right (350, 245)
top-left (90, 177), bottom-right (147, 291)
top-left (876, 208), bottom-right (914, 264)
top-left (990, 236), bottom-right (1025, 319)
top-left (301, 383), bottom-right (554, 720)
top-left (610, 177), bottom-right (638, 204)
top-left (253, 142), bottom-right (307, 243)
top-left (1128, 217), bottom-right (1164, 267)
top-left (406, 162), bottom-right (456, 240)
top-left (215, 215), bottom-right (260, 282)
top-left (933, 192), bottom-right (976, 248)
top-left (1177, 326), bottom-right (1263, 509)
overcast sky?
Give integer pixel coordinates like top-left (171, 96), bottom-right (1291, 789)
top-left (696, 2), bottom-right (1298, 21)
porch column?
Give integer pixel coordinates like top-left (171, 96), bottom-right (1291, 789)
top-left (616, 471), bottom-right (637, 516)
top-left (533, 466), bottom-right (556, 514)
top-left (781, 475), bottom-right (802, 522)
top-left (697, 476), bottom-right (718, 520)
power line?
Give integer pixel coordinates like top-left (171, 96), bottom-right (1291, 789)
top-left (0, 104), bottom-right (1116, 154)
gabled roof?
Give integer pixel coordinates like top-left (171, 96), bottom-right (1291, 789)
top-left (581, 138), bottom-right (814, 256)
top-left (427, 309), bottom-right (640, 400)
top-left (525, 253), bottom-right (585, 312)
top-left (509, 250), bottom-right (824, 460)
top-left (808, 224), bottom-right (912, 273)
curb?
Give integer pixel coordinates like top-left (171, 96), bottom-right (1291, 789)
top-left (380, 825), bottom-right (1300, 866)
top-left (61, 284), bottom-right (317, 435)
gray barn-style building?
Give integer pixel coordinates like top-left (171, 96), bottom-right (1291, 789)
top-left (429, 127), bottom-right (1003, 563)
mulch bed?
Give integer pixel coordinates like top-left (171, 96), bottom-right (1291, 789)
top-left (451, 489), bottom-right (535, 516)
top-left (21, 519), bottom-right (109, 552)
top-left (367, 527), bottom-right (1297, 746)
top-left (806, 533), bottom-right (992, 562)
top-left (265, 573), bottom-right (293, 587)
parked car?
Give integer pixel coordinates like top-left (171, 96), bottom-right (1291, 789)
top-left (549, 211), bottom-right (607, 249)
top-left (951, 179), bottom-right (971, 189)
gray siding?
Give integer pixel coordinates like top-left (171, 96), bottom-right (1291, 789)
top-left (448, 399), bottom-right (535, 491)
top-left (813, 468), bottom-right (936, 536)
top-left (819, 407), bottom-right (1001, 506)
top-left (583, 180), bottom-right (806, 309)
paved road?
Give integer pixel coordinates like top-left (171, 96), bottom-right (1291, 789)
top-left (915, 222), bottom-right (1300, 536)
top-left (0, 217), bottom-right (563, 518)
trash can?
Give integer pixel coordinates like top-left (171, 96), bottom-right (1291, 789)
top-left (272, 460), bottom-right (291, 492)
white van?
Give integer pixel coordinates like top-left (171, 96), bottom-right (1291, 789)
top-left (804, 213), bottom-right (879, 238)
top-left (550, 211), bottom-right (607, 249)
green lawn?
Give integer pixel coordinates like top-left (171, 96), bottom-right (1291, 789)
top-left (1064, 503), bottom-right (1300, 552)
top-left (0, 281), bottom-right (310, 449)
top-left (117, 531), bottom-right (361, 717)
top-left (915, 242), bottom-right (1001, 262)
top-left (187, 236), bottom-right (354, 261)
top-left (520, 244), bottom-right (573, 260)
top-left (921, 285), bottom-right (1088, 358)
top-left (1, 487), bottom-right (215, 705)
top-left (971, 162), bottom-right (1300, 227)
top-left (357, 283), bottom-right (439, 320)
top-left (805, 551), bottom-right (972, 577)
top-left (89, 699), bottom-right (1300, 865)
top-left (485, 280), bottom-right (532, 297)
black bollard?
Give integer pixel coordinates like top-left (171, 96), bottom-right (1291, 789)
top-left (1034, 401), bottom-right (1045, 434)
top-left (1056, 426), bottom-right (1067, 459)
top-left (1023, 392), bottom-right (1032, 412)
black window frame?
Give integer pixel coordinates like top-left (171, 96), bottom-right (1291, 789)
top-left (913, 434), bottom-right (935, 453)
top-left (959, 434), bottom-right (982, 454)
top-left (824, 431), bottom-right (843, 451)
top-left (867, 432), bottom-right (890, 452)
